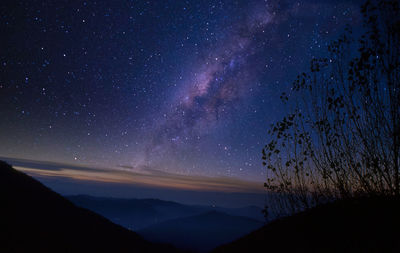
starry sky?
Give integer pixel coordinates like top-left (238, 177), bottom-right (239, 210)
top-left (0, 0), bottom-right (361, 197)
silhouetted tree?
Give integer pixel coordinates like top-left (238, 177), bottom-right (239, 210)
top-left (262, 0), bottom-right (400, 216)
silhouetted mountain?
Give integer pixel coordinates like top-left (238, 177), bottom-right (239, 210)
top-left (213, 197), bottom-right (400, 253)
top-left (68, 195), bottom-right (264, 230)
top-left (138, 211), bottom-right (263, 252)
top-left (0, 161), bottom-right (180, 253)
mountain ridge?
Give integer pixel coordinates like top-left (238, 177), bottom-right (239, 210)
top-left (0, 161), bottom-right (180, 253)
top-left (67, 194), bottom-right (265, 230)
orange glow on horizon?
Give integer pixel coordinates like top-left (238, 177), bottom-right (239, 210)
top-left (14, 165), bottom-right (265, 193)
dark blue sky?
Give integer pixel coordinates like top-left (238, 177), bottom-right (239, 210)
top-left (0, 0), bottom-right (361, 197)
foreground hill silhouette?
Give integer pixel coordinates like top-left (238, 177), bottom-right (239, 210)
top-left (139, 210), bottom-right (263, 252)
top-left (213, 197), bottom-right (400, 253)
top-left (0, 161), bottom-right (179, 253)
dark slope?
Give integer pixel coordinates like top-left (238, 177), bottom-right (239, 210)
top-left (139, 211), bottom-right (263, 252)
top-left (68, 195), bottom-right (264, 230)
top-left (213, 197), bottom-right (400, 253)
top-left (0, 161), bottom-right (179, 253)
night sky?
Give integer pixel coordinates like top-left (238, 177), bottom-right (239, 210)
top-left (0, 0), bottom-right (361, 199)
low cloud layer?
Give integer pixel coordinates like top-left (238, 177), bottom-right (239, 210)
top-left (2, 157), bottom-right (264, 193)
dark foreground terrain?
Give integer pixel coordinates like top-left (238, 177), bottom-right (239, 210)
top-left (139, 210), bottom-right (262, 252)
top-left (0, 161), bottom-right (179, 253)
top-left (214, 196), bottom-right (400, 253)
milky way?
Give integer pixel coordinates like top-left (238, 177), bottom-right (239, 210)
top-left (141, 0), bottom-right (357, 172)
top-left (143, 3), bottom-right (277, 161)
top-left (1, 0), bottom-right (360, 181)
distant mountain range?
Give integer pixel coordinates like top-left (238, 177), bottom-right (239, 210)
top-left (0, 161), bottom-right (179, 253)
top-left (67, 195), bottom-right (265, 230)
top-left (67, 195), bottom-right (265, 252)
